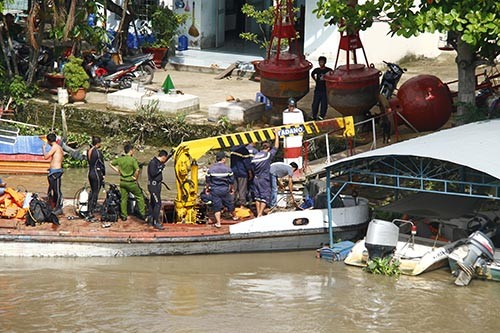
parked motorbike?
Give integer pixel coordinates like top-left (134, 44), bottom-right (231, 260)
top-left (83, 52), bottom-right (155, 89)
top-left (4, 40), bottom-right (54, 79)
top-left (380, 61), bottom-right (407, 99)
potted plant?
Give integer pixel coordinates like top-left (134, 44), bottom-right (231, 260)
top-left (142, 5), bottom-right (188, 68)
top-left (63, 56), bottom-right (90, 102)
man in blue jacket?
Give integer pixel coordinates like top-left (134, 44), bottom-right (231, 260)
top-left (206, 151), bottom-right (237, 228)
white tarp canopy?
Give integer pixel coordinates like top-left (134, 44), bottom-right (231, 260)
top-left (325, 119), bottom-right (500, 181)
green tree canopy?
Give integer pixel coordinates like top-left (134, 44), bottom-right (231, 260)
top-left (314, 0), bottom-right (500, 122)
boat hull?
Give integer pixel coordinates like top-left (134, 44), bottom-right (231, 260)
top-left (0, 225), bottom-right (365, 257)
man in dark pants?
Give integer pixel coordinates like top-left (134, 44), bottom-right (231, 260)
top-left (311, 56), bottom-right (332, 120)
top-left (147, 149), bottom-right (171, 230)
top-left (110, 143), bottom-right (146, 222)
top-left (206, 151), bottom-right (237, 228)
top-left (42, 133), bottom-right (64, 215)
top-left (230, 144), bottom-right (252, 208)
top-left (251, 130), bottom-right (280, 217)
top-left (87, 136), bottom-right (106, 215)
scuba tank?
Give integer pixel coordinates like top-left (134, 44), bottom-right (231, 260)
top-left (78, 187), bottom-right (89, 217)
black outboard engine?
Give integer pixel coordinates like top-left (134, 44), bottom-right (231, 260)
top-left (365, 219), bottom-right (399, 259)
top-left (380, 61), bottom-right (407, 99)
top-left (450, 231), bottom-right (495, 286)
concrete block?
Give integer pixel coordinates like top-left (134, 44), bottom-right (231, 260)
top-left (208, 99), bottom-right (265, 124)
top-left (107, 88), bottom-right (199, 114)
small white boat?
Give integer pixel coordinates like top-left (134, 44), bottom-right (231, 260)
top-left (344, 219), bottom-right (458, 276)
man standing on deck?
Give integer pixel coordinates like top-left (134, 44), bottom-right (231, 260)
top-left (110, 143), bottom-right (146, 222)
top-left (87, 136), bottom-right (106, 215)
top-left (206, 151), bottom-right (237, 228)
top-left (251, 130), bottom-right (280, 217)
top-left (147, 149), bottom-right (172, 230)
top-left (230, 144), bottom-right (252, 208)
top-left (42, 133), bottom-right (64, 215)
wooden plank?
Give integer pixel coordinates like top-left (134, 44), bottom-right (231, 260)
top-left (214, 62), bottom-right (237, 80)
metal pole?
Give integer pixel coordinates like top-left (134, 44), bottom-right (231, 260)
top-left (326, 172), bottom-right (347, 248)
top-left (372, 117), bottom-right (377, 149)
top-left (325, 133), bottom-right (331, 164)
top-left (326, 169), bottom-right (333, 248)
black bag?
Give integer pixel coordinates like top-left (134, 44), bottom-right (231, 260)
top-left (101, 183), bottom-right (121, 222)
top-left (26, 194), bottom-right (60, 226)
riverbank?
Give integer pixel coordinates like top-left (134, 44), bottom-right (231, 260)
top-left (31, 53), bottom-right (460, 125)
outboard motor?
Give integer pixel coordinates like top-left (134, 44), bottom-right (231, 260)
top-left (450, 231), bottom-right (495, 286)
top-left (365, 219), bottom-right (399, 259)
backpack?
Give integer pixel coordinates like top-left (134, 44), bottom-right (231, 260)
top-left (25, 194), bottom-right (60, 226)
top-left (101, 183), bottom-right (121, 222)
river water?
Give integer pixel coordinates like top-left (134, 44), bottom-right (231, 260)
top-left (1, 252), bottom-right (500, 332)
top-left (2, 168), bottom-right (500, 332)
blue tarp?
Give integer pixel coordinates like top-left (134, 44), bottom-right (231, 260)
top-left (0, 136), bottom-right (44, 155)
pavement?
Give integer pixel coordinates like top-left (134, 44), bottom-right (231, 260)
top-left (37, 62), bottom-right (332, 126)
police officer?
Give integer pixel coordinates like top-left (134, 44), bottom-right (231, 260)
top-left (147, 150), bottom-right (171, 230)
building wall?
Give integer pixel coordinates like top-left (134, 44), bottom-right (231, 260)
top-left (303, 1), bottom-right (442, 66)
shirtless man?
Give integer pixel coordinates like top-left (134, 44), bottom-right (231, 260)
top-left (43, 133), bottom-right (64, 215)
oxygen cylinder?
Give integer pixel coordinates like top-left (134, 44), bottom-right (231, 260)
top-left (79, 188), bottom-right (89, 216)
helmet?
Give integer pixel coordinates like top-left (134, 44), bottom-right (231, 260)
top-left (287, 97), bottom-right (296, 107)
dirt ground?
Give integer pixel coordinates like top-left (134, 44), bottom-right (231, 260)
top-left (71, 52), bottom-right (462, 123)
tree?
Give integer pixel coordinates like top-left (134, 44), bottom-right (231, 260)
top-left (314, 0), bottom-right (500, 123)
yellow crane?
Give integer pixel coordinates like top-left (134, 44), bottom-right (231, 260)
top-left (173, 117), bottom-right (355, 223)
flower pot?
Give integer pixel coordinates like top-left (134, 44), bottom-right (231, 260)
top-left (45, 73), bottom-right (65, 89)
top-left (70, 88), bottom-right (86, 102)
top-left (142, 47), bottom-right (168, 69)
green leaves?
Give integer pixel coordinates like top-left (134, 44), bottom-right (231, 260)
top-left (364, 256), bottom-right (401, 277)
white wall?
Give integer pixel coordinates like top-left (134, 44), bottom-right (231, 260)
top-left (303, 0), bottom-right (442, 66)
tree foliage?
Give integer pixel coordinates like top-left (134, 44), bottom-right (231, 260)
top-left (314, 0), bottom-right (500, 122)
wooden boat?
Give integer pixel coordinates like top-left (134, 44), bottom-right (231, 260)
top-left (0, 195), bottom-right (371, 257)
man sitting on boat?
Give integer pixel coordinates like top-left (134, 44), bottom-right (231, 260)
top-left (205, 151), bottom-right (237, 228)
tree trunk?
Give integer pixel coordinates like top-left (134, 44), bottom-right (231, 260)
top-left (455, 35), bottom-right (477, 124)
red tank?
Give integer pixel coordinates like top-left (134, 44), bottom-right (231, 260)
top-left (325, 63), bottom-right (380, 116)
top-left (324, 31), bottom-right (380, 117)
top-left (258, 0), bottom-right (312, 123)
top-left (397, 75), bottom-right (453, 131)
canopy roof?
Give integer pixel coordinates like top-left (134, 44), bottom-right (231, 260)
top-left (326, 119), bottom-right (500, 180)
top-left (323, 119), bottom-right (500, 203)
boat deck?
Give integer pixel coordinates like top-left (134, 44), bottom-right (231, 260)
top-left (0, 207), bottom-right (241, 240)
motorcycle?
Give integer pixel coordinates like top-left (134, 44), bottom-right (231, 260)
top-left (380, 61), bottom-right (407, 99)
top-left (4, 40), bottom-right (54, 79)
top-left (83, 52), bottom-right (155, 89)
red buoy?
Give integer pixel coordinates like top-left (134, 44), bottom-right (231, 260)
top-left (397, 75), bottom-right (453, 131)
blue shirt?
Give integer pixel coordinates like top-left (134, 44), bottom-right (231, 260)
top-left (206, 162), bottom-right (234, 192)
top-left (230, 145), bottom-right (252, 178)
top-left (251, 147), bottom-right (277, 177)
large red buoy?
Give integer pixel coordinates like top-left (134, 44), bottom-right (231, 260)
top-left (324, 0), bottom-right (380, 117)
top-left (397, 75), bottom-right (453, 131)
top-left (325, 61), bottom-right (380, 116)
top-left (258, 0), bottom-right (312, 123)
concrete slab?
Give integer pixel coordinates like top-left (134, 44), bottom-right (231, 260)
top-left (208, 99), bottom-right (265, 124)
top-left (107, 88), bottom-right (199, 114)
